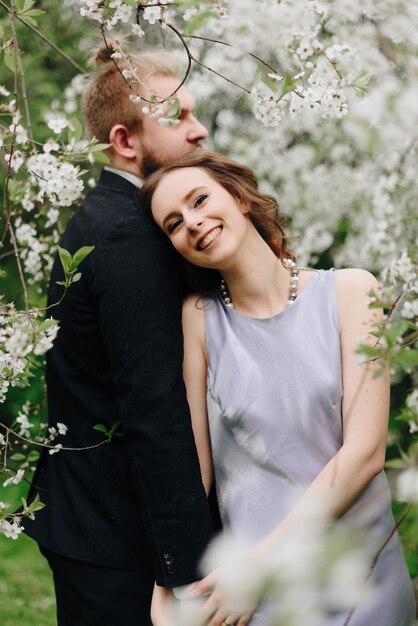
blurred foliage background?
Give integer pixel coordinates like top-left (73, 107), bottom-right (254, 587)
top-left (0, 1), bottom-right (417, 622)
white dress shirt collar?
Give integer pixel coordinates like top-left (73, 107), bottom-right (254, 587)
top-left (104, 166), bottom-right (143, 189)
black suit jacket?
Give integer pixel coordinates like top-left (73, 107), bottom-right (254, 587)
top-left (25, 170), bottom-right (214, 587)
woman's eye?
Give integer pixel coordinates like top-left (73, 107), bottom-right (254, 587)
top-left (194, 194), bottom-right (207, 208)
top-left (167, 219), bottom-right (182, 234)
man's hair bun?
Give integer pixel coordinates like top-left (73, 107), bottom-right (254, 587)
top-left (88, 39), bottom-right (123, 67)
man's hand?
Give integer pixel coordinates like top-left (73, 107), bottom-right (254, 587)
top-left (151, 583), bottom-right (173, 626)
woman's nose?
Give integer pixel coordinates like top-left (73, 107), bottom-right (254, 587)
top-left (185, 215), bottom-right (203, 230)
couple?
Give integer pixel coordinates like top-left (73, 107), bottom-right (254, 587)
top-left (25, 44), bottom-right (415, 626)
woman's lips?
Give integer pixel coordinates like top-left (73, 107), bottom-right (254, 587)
top-left (197, 226), bottom-right (223, 250)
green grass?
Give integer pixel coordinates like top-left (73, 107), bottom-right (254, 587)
top-left (0, 533), bottom-right (56, 626)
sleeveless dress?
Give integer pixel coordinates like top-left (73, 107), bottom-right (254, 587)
top-left (204, 269), bottom-right (415, 626)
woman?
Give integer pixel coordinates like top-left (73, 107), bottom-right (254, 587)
top-left (140, 150), bottom-right (415, 626)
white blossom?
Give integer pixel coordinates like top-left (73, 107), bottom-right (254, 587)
top-left (9, 123), bottom-right (29, 144)
top-left (57, 423), bottom-right (68, 435)
top-left (0, 518), bottom-right (24, 539)
top-left (3, 468), bottom-right (25, 488)
top-left (46, 116), bottom-right (69, 134)
top-left (26, 153), bottom-right (84, 207)
top-left (183, 8), bottom-right (198, 22)
top-left (397, 467), bottom-right (418, 503)
top-left (4, 150), bottom-right (24, 173)
top-left (251, 86), bottom-right (283, 127)
top-left (16, 412), bottom-right (33, 437)
top-left (49, 443), bottom-right (63, 455)
top-left (131, 23), bottom-right (145, 37)
top-left (142, 6), bottom-right (161, 25)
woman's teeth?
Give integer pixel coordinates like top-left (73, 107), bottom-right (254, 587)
top-left (198, 227), bottom-right (222, 250)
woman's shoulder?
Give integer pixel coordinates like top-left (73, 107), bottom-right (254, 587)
top-left (334, 268), bottom-right (382, 333)
top-left (182, 292), bottom-right (206, 334)
top-left (334, 268), bottom-right (380, 297)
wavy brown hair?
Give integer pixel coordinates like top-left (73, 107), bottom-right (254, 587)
top-left (140, 149), bottom-right (294, 290)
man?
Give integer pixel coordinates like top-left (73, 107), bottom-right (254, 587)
top-left (25, 44), bottom-right (215, 626)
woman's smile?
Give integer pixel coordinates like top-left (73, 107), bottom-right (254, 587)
top-left (197, 226), bottom-right (223, 251)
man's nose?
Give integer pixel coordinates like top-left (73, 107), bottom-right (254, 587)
top-left (187, 115), bottom-right (208, 142)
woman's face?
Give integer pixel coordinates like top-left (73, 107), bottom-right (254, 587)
top-left (151, 167), bottom-right (251, 269)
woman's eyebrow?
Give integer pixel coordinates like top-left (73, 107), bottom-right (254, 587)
top-left (161, 187), bottom-right (207, 228)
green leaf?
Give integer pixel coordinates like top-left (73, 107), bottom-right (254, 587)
top-left (107, 420), bottom-right (121, 441)
top-left (166, 96), bottom-right (181, 119)
top-left (4, 47), bottom-right (15, 72)
top-left (27, 450), bottom-right (40, 462)
top-left (385, 459), bottom-right (408, 469)
top-left (282, 70), bottom-right (297, 97)
top-left (22, 9), bottom-right (45, 17)
top-left (72, 245), bottom-right (95, 267)
top-left (182, 9), bottom-right (213, 35)
top-left (89, 143), bottom-right (111, 152)
top-left (391, 348), bottom-right (418, 369)
top-left (70, 116), bottom-right (84, 143)
top-left (93, 424), bottom-right (108, 435)
top-left (356, 344), bottom-right (382, 358)
top-left (57, 246), bottom-right (72, 274)
top-left (10, 453), bottom-right (26, 461)
top-left (71, 272), bottom-right (81, 283)
top-left (28, 493), bottom-right (46, 513)
top-left (93, 151), bottom-right (111, 164)
top-left (368, 300), bottom-right (393, 309)
top-left (23, 0), bottom-right (35, 11)
top-left (262, 76), bottom-right (280, 93)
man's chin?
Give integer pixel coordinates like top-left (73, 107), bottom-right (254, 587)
top-left (141, 144), bottom-right (203, 178)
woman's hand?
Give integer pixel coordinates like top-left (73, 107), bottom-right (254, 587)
top-left (190, 569), bottom-right (256, 626)
top-left (151, 583), bottom-right (173, 626)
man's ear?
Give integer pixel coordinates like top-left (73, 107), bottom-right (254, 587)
top-left (109, 124), bottom-right (142, 161)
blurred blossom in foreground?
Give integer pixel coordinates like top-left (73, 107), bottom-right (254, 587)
top-left (169, 497), bottom-right (374, 626)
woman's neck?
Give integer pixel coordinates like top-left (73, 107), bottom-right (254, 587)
top-left (220, 237), bottom-right (295, 318)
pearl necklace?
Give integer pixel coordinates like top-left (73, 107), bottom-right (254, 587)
top-left (220, 258), bottom-right (300, 310)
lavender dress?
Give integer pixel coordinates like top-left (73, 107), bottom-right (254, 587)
top-left (204, 269), bottom-right (415, 626)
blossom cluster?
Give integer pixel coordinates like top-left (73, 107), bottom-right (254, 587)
top-left (0, 312), bottom-right (59, 403)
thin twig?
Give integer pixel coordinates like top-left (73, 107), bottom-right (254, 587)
top-left (7, 220), bottom-right (29, 309)
top-left (343, 504), bottom-right (412, 626)
top-left (0, 422), bottom-right (110, 452)
top-left (182, 33), bottom-right (279, 75)
top-left (193, 57), bottom-right (251, 93)
top-left (0, 0), bottom-right (86, 74)
top-left (8, 2), bottom-right (32, 139)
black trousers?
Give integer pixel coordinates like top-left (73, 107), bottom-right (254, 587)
top-left (39, 545), bottom-right (154, 626)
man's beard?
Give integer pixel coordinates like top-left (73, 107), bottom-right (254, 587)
top-left (141, 144), bottom-right (202, 178)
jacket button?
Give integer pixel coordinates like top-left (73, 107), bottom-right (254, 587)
top-left (167, 564), bottom-right (176, 574)
top-left (162, 549), bottom-right (172, 559)
top-left (165, 556), bottom-right (174, 566)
